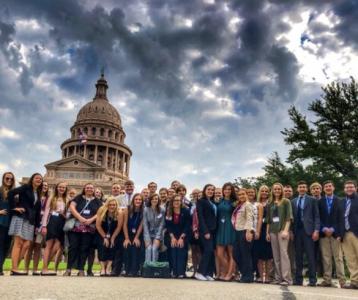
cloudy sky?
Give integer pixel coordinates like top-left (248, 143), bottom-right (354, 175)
top-left (0, 0), bottom-right (357, 191)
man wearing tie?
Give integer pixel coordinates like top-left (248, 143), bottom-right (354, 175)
top-left (337, 181), bottom-right (358, 289)
top-left (318, 181), bottom-right (345, 287)
top-left (291, 181), bottom-right (320, 286)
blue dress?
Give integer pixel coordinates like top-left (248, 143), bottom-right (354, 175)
top-left (215, 199), bottom-right (236, 246)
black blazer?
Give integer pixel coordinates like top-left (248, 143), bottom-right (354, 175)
top-left (196, 197), bottom-right (217, 235)
top-left (165, 208), bottom-right (191, 239)
top-left (337, 192), bottom-right (358, 240)
top-left (8, 184), bottom-right (41, 226)
top-left (318, 195), bottom-right (340, 238)
top-left (291, 195), bottom-right (320, 235)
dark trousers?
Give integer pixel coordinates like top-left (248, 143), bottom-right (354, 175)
top-left (294, 228), bottom-right (317, 284)
top-left (198, 232), bottom-right (215, 277)
top-left (112, 234), bottom-right (124, 276)
top-left (67, 232), bottom-right (93, 271)
top-left (0, 226), bottom-right (11, 272)
top-left (234, 230), bottom-right (253, 282)
top-left (124, 235), bottom-right (143, 276)
top-left (171, 243), bottom-right (188, 276)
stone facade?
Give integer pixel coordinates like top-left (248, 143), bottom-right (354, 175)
top-left (44, 73), bottom-right (132, 194)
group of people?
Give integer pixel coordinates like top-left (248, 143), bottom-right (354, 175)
top-left (0, 171), bottom-right (357, 290)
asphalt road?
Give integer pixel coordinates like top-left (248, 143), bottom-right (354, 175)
top-left (1, 276), bottom-right (357, 300)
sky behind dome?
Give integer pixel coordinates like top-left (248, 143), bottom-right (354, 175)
top-left (0, 0), bottom-right (357, 192)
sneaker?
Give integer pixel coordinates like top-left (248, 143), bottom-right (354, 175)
top-left (195, 273), bottom-right (208, 281)
top-left (318, 281), bottom-right (332, 287)
top-left (206, 276), bottom-right (215, 281)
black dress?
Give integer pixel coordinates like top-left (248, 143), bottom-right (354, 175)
top-left (97, 213), bottom-right (118, 261)
top-left (257, 205), bottom-right (273, 260)
top-left (46, 212), bottom-right (66, 245)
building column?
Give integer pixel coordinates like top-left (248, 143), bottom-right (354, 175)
top-left (104, 147), bottom-right (109, 168)
top-left (115, 149), bottom-right (118, 173)
top-left (126, 155), bottom-right (130, 176)
top-left (66, 147), bottom-right (69, 158)
top-left (74, 145), bottom-right (77, 155)
top-left (122, 153), bottom-right (125, 175)
top-left (94, 145), bottom-right (98, 163)
top-left (83, 145), bottom-right (87, 159)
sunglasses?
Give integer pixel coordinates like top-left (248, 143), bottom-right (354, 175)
top-left (5, 177), bottom-right (14, 181)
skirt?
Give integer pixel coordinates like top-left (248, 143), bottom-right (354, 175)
top-left (8, 216), bottom-right (35, 241)
top-left (46, 215), bottom-right (65, 245)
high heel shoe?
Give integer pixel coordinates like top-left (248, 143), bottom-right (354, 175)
top-left (10, 270), bottom-right (28, 276)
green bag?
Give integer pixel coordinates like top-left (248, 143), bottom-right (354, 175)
top-left (142, 261), bottom-right (170, 278)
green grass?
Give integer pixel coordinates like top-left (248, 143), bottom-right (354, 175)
top-left (3, 258), bottom-right (101, 272)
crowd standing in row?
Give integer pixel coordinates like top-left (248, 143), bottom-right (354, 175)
top-left (0, 171), bottom-right (357, 289)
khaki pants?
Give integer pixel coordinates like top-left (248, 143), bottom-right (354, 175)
top-left (319, 236), bottom-right (346, 284)
top-left (270, 232), bottom-right (292, 284)
top-left (342, 231), bottom-right (358, 285)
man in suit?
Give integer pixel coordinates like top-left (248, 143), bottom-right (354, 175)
top-left (291, 181), bottom-right (320, 286)
top-left (337, 180), bottom-right (358, 289)
top-left (318, 181), bottom-right (346, 287)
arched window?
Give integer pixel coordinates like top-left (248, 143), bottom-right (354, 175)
top-left (115, 132), bottom-right (119, 140)
top-left (100, 128), bottom-right (105, 136)
top-left (98, 155), bottom-right (103, 165)
top-left (92, 127), bottom-right (96, 136)
top-left (108, 130), bottom-right (112, 139)
top-left (84, 127), bottom-right (88, 134)
top-left (89, 154), bottom-right (94, 161)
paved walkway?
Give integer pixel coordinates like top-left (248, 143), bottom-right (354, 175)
top-left (1, 276), bottom-right (357, 300)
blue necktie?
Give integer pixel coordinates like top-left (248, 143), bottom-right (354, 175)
top-left (345, 198), bottom-right (351, 231)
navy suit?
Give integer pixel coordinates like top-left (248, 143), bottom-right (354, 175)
top-left (318, 195), bottom-right (340, 237)
top-left (291, 195), bottom-right (320, 285)
top-left (337, 193), bottom-right (358, 240)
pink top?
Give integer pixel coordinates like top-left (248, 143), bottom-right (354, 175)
top-left (41, 198), bottom-right (66, 227)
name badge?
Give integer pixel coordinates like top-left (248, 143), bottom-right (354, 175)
top-left (262, 218), bottom-right (266, 223)
top-left (52, 211), bottom-right (59, 217)
top-left (83, 209), bottom-right (90, 215)
top-left (273, 217), bottom-right (279, 223)
top-left (132, 228), bottom-right (136, 234)
top-left (157, 214), bottom-right (162, 219)
top-left (221, 218), bottom-right (225, 223)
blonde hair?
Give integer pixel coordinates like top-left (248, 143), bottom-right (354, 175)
top-left (270, 182), bottom-right (284, 203)
top-left (257, 185), bottom-right (270, 203)
top-left (310, 182), bottom-right (322, 191)
top-left (98, 197), bottom-right (119, 222)
top-left (49, 182), bottom-right (67, 211)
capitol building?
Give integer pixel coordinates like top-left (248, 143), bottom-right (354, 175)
top-left (43, 72), bottom-right (132, 194)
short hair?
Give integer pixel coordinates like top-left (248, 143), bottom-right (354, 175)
top-left (148, 181), bottom-right (157, 187)
top-left (283, 185), bottom-right (292, 189)
top-left (124, 180), bottom-right (134, 186)
top-left (310, 182), bottom-right (322, 190)
top-left (344, 180), bottom-right (357, 188)
top-left (297, 181), bottom-right (307, 187)
top-left (159, 187), bottom-right (168, 194)
top-left (111, 182), bottom-right (121, 188)
top-left (176, 184), bottom-right (187, 193)
top-left (323, 180), bottom-right (335, 187)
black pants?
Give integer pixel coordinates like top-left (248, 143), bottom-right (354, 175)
top-left (294, 228), bottom-right (317, 284)
top-left (112, 233), bottom-right (124, 276)
top-left (171, 242), bottom-right (188, 276)
top-left (67, 232), bottom-right (94, 271)
top-left (198, 232), bottom-right (215, 277)
top-left (123, 234), bottom-right (143, 276)
top-left (234, 230), bottom-right (253, 282)
top-left (0, 226), bottom-right (11, 272)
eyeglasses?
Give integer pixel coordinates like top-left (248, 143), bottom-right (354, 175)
top-left (5, 177), bottom-right (13, 181)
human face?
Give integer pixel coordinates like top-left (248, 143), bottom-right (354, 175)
top-left (148, 183), bottom-right (157, 194)
top-left (134, 195), bottom-right (143, 208)
top-left (69, 190), bottom-right (77, 199)
top-left (84, 184), bottom-right (95, 197)
top-left (120, 189), bottom-right (125, 195)
top-left (159, 190), bottom-right (168, 201)
top-left (215, 188), bottom-right (222, 199)
top-left (151, 195), bottom-right (159, 207)
top-left (112, 184), bottom-right (121, 196)
top-left (125, 183), bottom-right (134, 194)
top-left (171, 181), bottom-right (180, 190)
top-left (173, 197), bottom-right (181, 209)
top-left (57, 183), bottom-right (67, 196)
top-left (323, 183), bottom-right (334, 196)
top-left (177, 187), bottom-right (186, 197)
top-left (260, 187), bottom-right (269, 200)
top-left (167, 188), bottom-right (175, 199)
top-left (191, 190), bottom-right (199, 201)
top-left (272, 184), bottom-right (283, 199)
top-left (223, 186), bottom-right (232, 199)
top-left (297, 184), bottom-right (307, 196)
top-left (95, 188), bottom-right (102, 199)
top-left (205, 185), bottom-right (215, 198)
top-left (344, 183), bottom-right (356, 197)
top-left (247, 189), bottom-right (256, 202)
top-left (141, 188), bottom-right (149, 199)
top-left (33, 175), bottom-right (43, 188)
top-left (310, 185), bottom-right (322, 198)
top-left (238, 191), bottom-right (247, 203)
top-left (283, 187), bottom-right (293, 199)
top-left (198, 191), bottom-right (203, 199)
top-left (42, 182), bottom-right (48, 192)
top-left (108, 201), bottom-right (117, 213)
top-left (4, 173), bottom-right (14, 187)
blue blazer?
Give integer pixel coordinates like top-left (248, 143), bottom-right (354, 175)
top-left (337, 193), bottom-right (358, 240)
top-left (291, 195), bottom-right (320, 235)
top-left (318, 195), bottom-right (340, 238)
top-left (165, 208), bottom-right (191, 240)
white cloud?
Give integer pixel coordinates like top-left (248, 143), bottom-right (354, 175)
top-left (0, 127), bottom-right (21, 139)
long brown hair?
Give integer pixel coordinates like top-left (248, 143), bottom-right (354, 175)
top-left (148, 193), bottom-right (160, 213)
top-left (49, 182), bottom-right (68, 211)
top-left (128, 193), bottom-right (144, 217)
top-left (0, 172), bottom-right (16, 200)
top-left (166, 195), bottom-right (183, 219)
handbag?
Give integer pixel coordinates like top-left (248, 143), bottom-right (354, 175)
top-left (142, 261), bottom-right (170, 278)
top-left (63, 199), bottom-right (91, 232)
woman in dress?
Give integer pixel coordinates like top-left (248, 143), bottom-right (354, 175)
top-left (232, 188), bottom-right (255, 283)
top-left (256, 185), bottom-right (274, 283)
top-left (41, 182), bottom-right (67, 275)
top-left (123, 193), bottom-right (144, 276)
top-left (195, 184), bottom-right (217, 281)
top-left (143, 193), bottom-right (165, 262)
top-left (0, 172), bottom-right (16, 275)
top-left (215, 182), bottom-right (236, 281)
top-left (96, 197), bottom-right (123, 276)
top-left (8, 173), bottom-right (43, 275)
top-left (63, 183), bottom-right (102, 276)
top-left (165, 194), bottom-right (191, 278)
